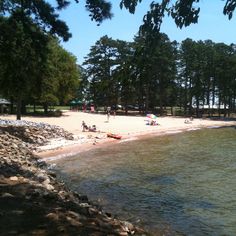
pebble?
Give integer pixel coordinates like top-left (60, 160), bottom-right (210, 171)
top-left (9, 176), bottom-right (18, 181)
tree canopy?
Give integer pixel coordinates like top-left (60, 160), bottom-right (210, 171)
top-left (80, 34), bottom-right (236, 117)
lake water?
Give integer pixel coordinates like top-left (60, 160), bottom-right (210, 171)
top-left (54, 126), bottom-right (236, 235)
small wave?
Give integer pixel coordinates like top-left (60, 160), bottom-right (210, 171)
top-left (187, 128), bottom-right (201, 131)
top-left (165, 130), bottom-right (183, 134)
top-left (207, 126), bottom-right (220, 129)
top-left (39, 152), bottom-right (78, 162)
top-left (119, 137), bottom-right (138, 143)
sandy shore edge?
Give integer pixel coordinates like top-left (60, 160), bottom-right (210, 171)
top-left (1, 111), bottom-right (235, 161)
top-left (36, 120), bottom-right (235, 162)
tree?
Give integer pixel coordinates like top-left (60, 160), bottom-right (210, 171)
top-left (133, 32), bottom-right (176, 114)
top-left (83, 36), bottom-right (119, 106)
top-left (0, 0), bottom-right (72, 119)
top-left (214, 43), bottom-right (235, 117)
top-left (0, 16), bottom-right (50, 119)
top-left (120, 0), bottom-right (236, 31)
top-left (177, 39), bottom-right (236, 118)
top-left (38, 38), bottom-right (80, 114)
top-left (113, 40), bottom-right (136, 112)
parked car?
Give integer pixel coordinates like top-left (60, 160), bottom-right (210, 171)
top-left (126, 105), bottom-right (139, 110)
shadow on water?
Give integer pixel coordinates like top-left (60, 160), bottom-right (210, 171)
top-left (0, 162), bottom-right (112, 236)
top-left (56, 167), bottom-right (224, 236)
top-left (54, 127), bottom-right (236, 235)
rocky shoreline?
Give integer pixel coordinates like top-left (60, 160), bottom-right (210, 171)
top-left (0, 119), bottom-right (146, 235)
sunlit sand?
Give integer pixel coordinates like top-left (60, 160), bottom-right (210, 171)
top-left (1, 111), bottom-right (235, 159)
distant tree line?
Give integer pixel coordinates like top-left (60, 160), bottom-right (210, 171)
top-left (81, 34), bottom-right (236, 117)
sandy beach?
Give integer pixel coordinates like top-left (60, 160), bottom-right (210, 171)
top-left (1, 111), bottom-right (235, 159)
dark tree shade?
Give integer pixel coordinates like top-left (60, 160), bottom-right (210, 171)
top-left (0, 0), bottom-right (72, 41)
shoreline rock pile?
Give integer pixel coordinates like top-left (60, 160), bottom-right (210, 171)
top-left (0, 119), bottom-right (146, 235)
top-left (0, 119), bottom-right (74, 151)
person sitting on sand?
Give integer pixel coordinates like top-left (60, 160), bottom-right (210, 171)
top-left (184, 119), bottom-right (191, 124)
top-left (89, 125), bottom-right (97, 132)
top-left (146, 120), bottom-right (159, 126)
top-left (82, 121), bottom-right (88, 131)
top-left (150, 120), bottom-right (155, 126)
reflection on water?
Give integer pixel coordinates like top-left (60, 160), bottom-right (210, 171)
top-left (55, 127), bottom-right (236, 235)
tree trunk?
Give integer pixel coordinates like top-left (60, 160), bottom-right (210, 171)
top-left (159, 94), bottom-right (163, 116)
top-left (233, 92), bottom-right (236, 113)
top-left (44, 104), bottom-right (48, 114)
top-left (16, 97), bottom-right (22, 120)
top-left (21, 101), bottom-right (26, 114)
top-left (10, 97), bottom-right (14, 114)
top-left (224, 102), bottom-right (227, 118)
top-left (196, 97), bottom-right (200, 118)
top-left (184, 77), bottom-right (188, 115)
top-left (218, 96), bottom-right (221, 117)
top-left (145, 85), bottom-right (150, 114)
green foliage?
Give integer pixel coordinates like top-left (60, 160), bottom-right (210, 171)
top-left (0, 15), bottom-right (50, 120)
top-left (0, 0), bottom-right (74, 119)
top-left (83, 35), bottom-right (120, 105)
top-left (133, 31), bottom-right (177, 113)
top-left (34, 37), bottom-right (80, 111)
top-left (85, 0), bottom-right (113, 24)
top-left (177, 39), bottom-right (236, 117)
top-left (0, 16), bottom-right (80, 117)
top-left (83, 35), bottom-right (236, 117)
top-left (0, 0), bottom-right (72, 41)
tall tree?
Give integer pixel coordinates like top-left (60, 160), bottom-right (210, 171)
top-left (178, 38), bottom-right (196, 115)
top-left (134, 32), bottom-right (176, 114)
top-left (83, 35), bottom-right (118, 106)
top-left (112, 40), bottom-right (136, 112)
top-left (39, 38), bottom-right (80, 114)
top-left (0, 1), bottom-right (72, 119)
top-left (0, 16), bottom-right (49, 119)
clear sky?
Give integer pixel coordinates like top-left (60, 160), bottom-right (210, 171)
top-left (59, 0), bottom-right (236, 65)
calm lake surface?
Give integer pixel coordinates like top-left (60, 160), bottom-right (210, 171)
top-left (54, 127), bottom-right (236, 235)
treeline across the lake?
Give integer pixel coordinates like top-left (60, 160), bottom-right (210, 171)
top-left (80, 33), bottom-right (236, 118)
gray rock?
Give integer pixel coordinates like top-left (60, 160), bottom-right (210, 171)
top-left (1, 193), bottom-right (15, 198)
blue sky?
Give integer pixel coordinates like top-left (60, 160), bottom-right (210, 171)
top-left (59, 1), bottom-right (236, 65)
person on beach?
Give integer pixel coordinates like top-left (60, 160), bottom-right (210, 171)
top-left (89, 125), bottom-right (97, 132)
top-left (184, 119), bottom-right (191, 124)
top-left (82, 104), bottom-right (86, 112)
top-left (111, 105), bottom-right (116, 118)
top-left (113, 109), bottom-right (116, 118)
top-left (82, 121), bottom-right (88, 131)
top-left (90, 104), bottom-right (95, 113)
top-left (106, 107), bottom-right (111, 122)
